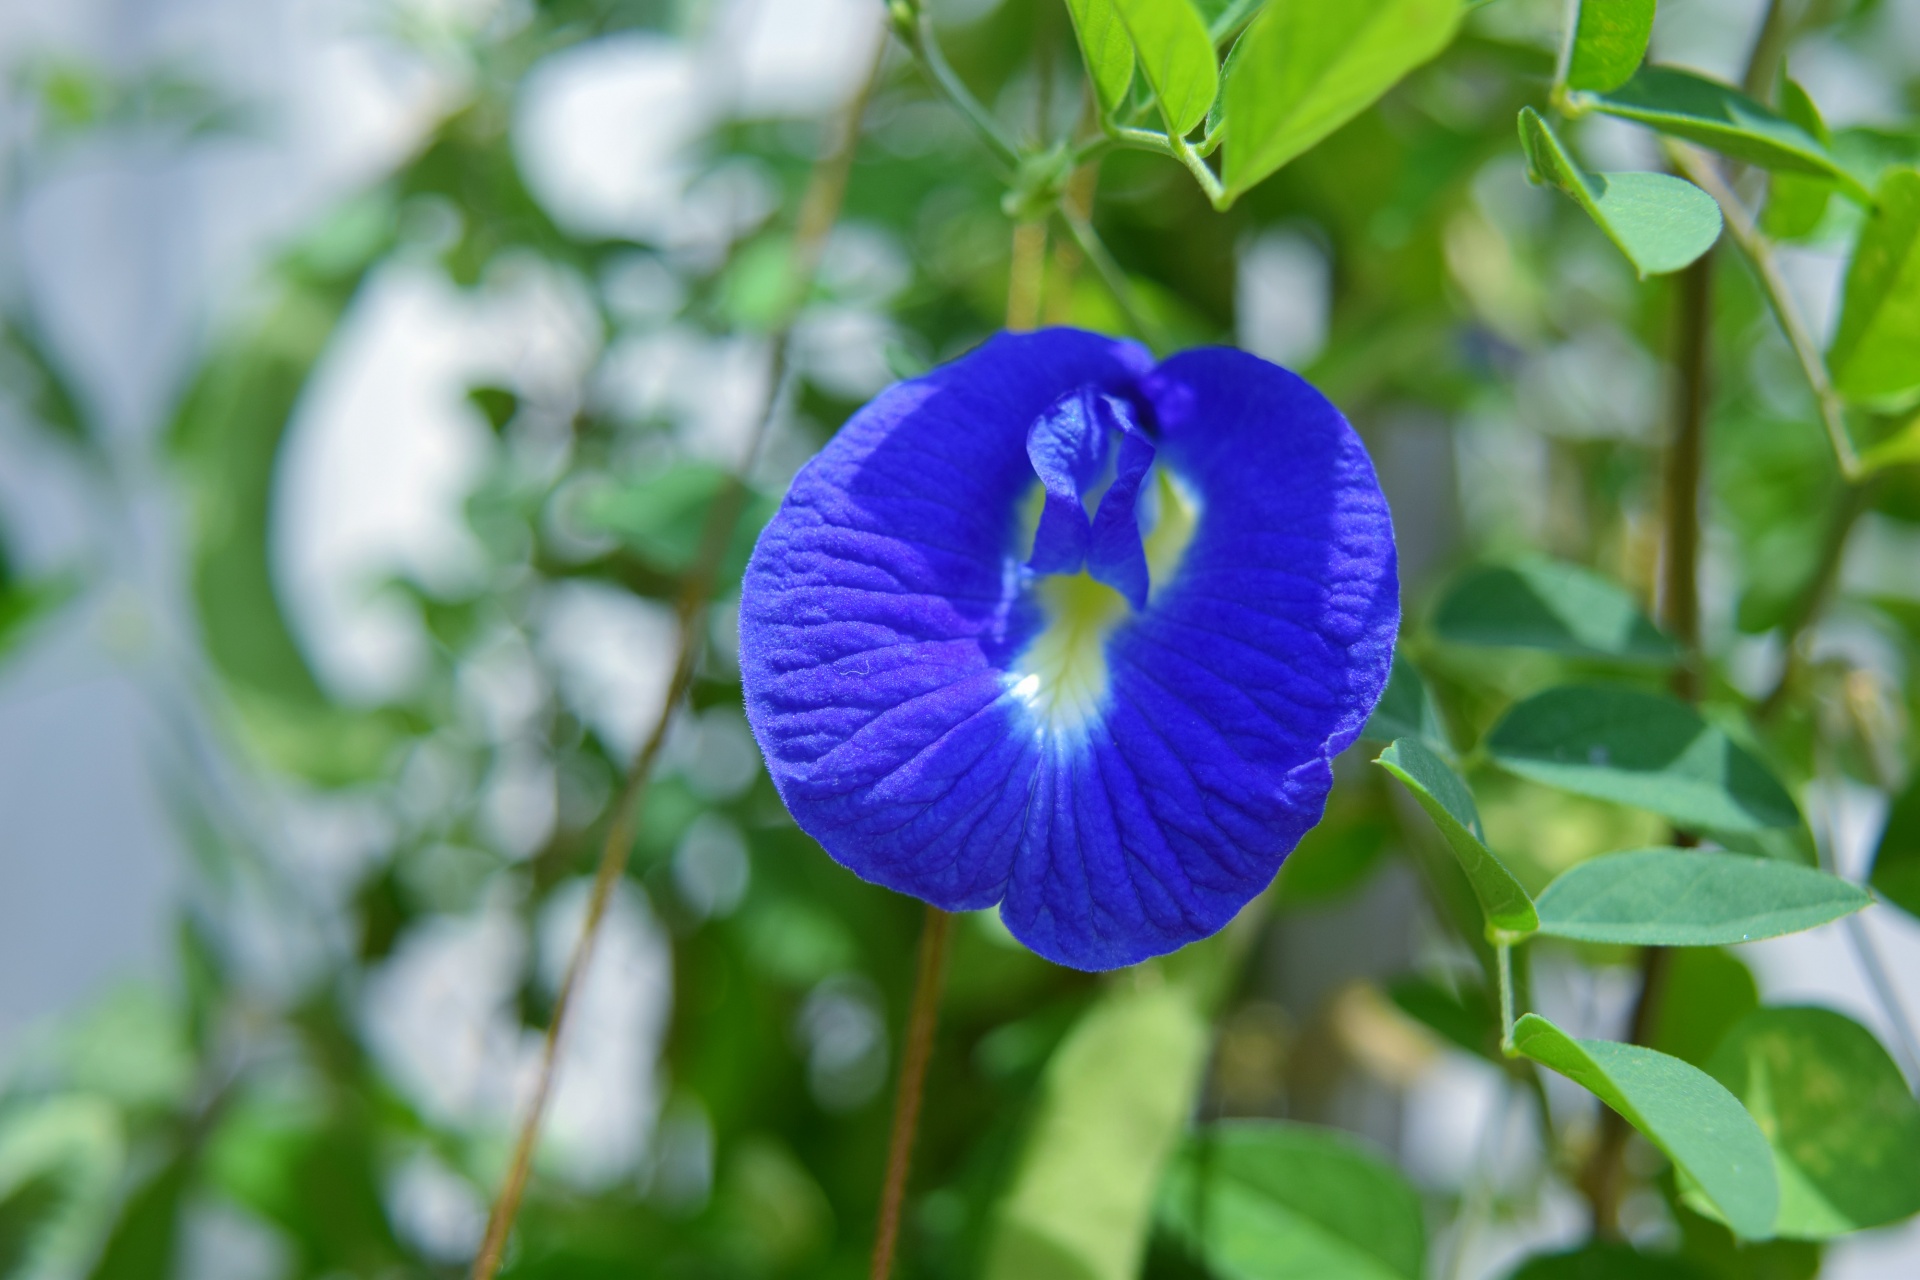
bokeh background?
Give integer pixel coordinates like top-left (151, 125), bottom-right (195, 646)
top-left (1, 0), bottom-right (1918, 1276)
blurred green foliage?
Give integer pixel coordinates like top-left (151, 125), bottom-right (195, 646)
top-left (0, 0), bottom-right (1917, 1278)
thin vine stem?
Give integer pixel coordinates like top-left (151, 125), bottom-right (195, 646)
top-left (465, 32), bottom-right (888, 1280)
top-left (1056, 203), bottom-right (1168, 349)
top-left (870, 905), bottom-right (955, 1280)
top-left (1667, 141), bottom-right (1862, 481)
top-left (893, 0), bottom-right (1020, 170)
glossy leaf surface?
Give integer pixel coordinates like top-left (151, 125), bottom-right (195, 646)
top-left (1487, 685), bottom-right (1800, 832)
top-left (1377, 738), bottom-right (1537, 937)
top-left (1564, 0), bottom-right (1656, 94)
top-left (1159, 1121), bottom-right (1424, 1280)
top-left (1433, 556), bottom-right (1678, 663)
top-left (1223, 0), bottom-right (1459, 198)
top-left (1520, 107), bottom-right (1722, 277)
top-left (1514, 1014), bottom-right (1779, 1240)
top-left (1066, 0), bottom-right (1138, 115)
top-left (1114, 0), bottom-right (1219, 137)
top-left (1588, 68), bottom-right (1866, 197)
top-left (1534, 848), bottom-right (1868, 946)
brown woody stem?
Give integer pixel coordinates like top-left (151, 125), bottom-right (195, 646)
top-left (465, 29), bottom-right (889, 1280)
top-left (869, 905), bottom-right (954, 1280)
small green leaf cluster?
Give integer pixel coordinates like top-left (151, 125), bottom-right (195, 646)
top-left (1370, 552), bottom-right (1919, 1249)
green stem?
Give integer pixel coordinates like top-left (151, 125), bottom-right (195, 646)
top-left (1170, 134), bottom-right (1229, 210)
top-left (1103, 123), bottom-right (1175, 155)
top-left (1668, 141), bottom-right (1861, 481)
top-left (1056, 204), bottom-right (1169, 349)
top-left (1496, 939), bottom-right (1518, 1057)
top-left (896, 2), bottom-right (1020, 170)
top-left (869, 905), bottom-right (954, 1279)
top-left (1741, 0), bottom-right (1795, 100)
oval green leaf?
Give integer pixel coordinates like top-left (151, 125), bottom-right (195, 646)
top-left (1705, 1006), bottom-right (1920, 1239)
top-left (1520, 107), bottom-right (1723, 277)
top-left (1513, 1013), bottom-right (1779, 1240)
top-left (1159, 1121), bottom-right (1424, 1280)
top-left (1223, 0), bottom-right (1459, 198)
top-left (1869, 775), bottom-right (1920, 918)
top-left (1066, 0), bottom-right (1138, 116)
top-left (1113, 0), bottom-right (1219, 137)
top-left (1564, 0), bottom-right (1656, 95)
top-left (1760, 80), bottom-right (1834, 241)
top-left (1376, 738), bottom-right (1538, 937)
top-left (1361, 652), bottom-right (1450, 753)
top-left (1433, 556), bottom-right (1680, 663)
top-left (1486, 685), bottom-right (1801, 833)
top-left (1828, 167), bottom-right (1920, 402)
top-left (1534, 848), bottom-right (1869, 946)
top-left (1586, 68), bottom-right (1869, 200)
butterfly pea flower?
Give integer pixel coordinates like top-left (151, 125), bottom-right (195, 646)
top-left (739, 329), bottom-right (1398, 970)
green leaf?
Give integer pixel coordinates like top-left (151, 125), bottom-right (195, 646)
top-left (85, 1152), bottom-right (192, 1280)
top-left (1158, 1121), bottom-right (1424, 1280)
top-left (1563, 0), bottom-right (1656, 94)
top-left (1860, 410), bottom-right (1920, 475)
top-left (1649, 948), bottom-right (1759, 1069)
top-left (984, 934), bottom-right (1247, 1280)
top-left (1066, 0), bottom-right (1138, 116)
top-left (1705, 1006), bottom-right (1920, 1238)
top-left (0, 1171), bottom-right (66, 1276)
top-left (1534, 848), bottom-right (1869, 946)
top-left (1361, 652), bottom-right (1450, 752)
top-left (1586, 68), bottom-right (1868, 199)
top-left (1387, 975), bottom-right (1498, 1061)
top-left (1870, 775), bottom-right (1920, 918)
top-left (1520, 107), bottom-right (1723, 277)
top-left (1760, 80), bottom-right (1834, 241)
top-left (1433, 556), bottom-right (1680, 664)
top-left (1486, 685), bottom-right (1801, 833)
top-left (1513, 1014), bottom-right (1779, 1239)
top-left (1201, 0), bottom-right (1265, 44)
top-left (1222, 0), bottom-right (1459, 198)
top-left (1376, 738), bottom-right (1538, 937)
top-left (1828, 168), bottom-right (1920, 402)
top-left (1112, 0), bottom-right (1219, 137)
top-left (1509, 1242), bottom-right (1713, 1280)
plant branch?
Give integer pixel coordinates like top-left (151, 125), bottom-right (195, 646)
top-left (1496, 939), bottom-right (1517, 1057)
top-left (1056, 204), bottom-right (1167, 349)
top-left (466, 33), bottom-right (887, 1280)
top-left (1170, 134), bottom-right (1229, 209)
top-left (1741, 0), bottom-right (1796, 100)
top-left (1583, 216), bottom-right (1715, 1240)
top-left (870, 905), bottom-right (955, 1279)
top-left (894, 1), bottom-right (1020, 171)
top-left (1667, 141), bottom-right (1861, 481)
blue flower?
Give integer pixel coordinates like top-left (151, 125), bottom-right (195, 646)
top-left (739, 328), bottom-right (1398, 970)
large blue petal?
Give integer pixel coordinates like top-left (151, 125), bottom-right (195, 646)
top-left (739, 331), bottom-right (1397, 970)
